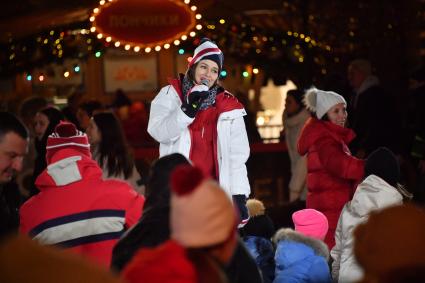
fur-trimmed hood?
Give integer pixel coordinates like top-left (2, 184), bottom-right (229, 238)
top-left (273, 228), bottom-right (329, 260)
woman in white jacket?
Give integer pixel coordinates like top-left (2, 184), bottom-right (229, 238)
top-left (331, 147), bottom-right (412, 282)
top-left (283, 89), bottom-right (310, 202)
top-left (148, 38), bottom-right (251, 226)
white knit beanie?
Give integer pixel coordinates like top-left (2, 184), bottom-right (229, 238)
top-left (303, 87), bottom-right (346, 119)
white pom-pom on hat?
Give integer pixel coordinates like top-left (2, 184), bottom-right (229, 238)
top-left (303, 87), bottom-right (346, 119)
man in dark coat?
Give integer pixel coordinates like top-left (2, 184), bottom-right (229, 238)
top-left (347, 59), bottom-right (400, 157)
top-left (0, 112), bottom-right (28, 238)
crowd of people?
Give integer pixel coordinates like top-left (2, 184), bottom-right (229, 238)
top-left (0, 37), bottom-right (425, 283)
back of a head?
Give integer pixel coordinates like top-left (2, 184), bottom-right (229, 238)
top-left (92, 112), bottom-right (123, 142)
top-left (243, 198), bottom-right (275, 239)
top-left (365, 147), bottom-right (400, 187)
top-left (79, 100), bottom-right (103, 117)
top-left (354, 204), bottom-right (425, 283)
top-left (145, 153), bottom-right (191, 206)
top-left (40, 107), bottom-right (65, 136)
top-left (170, 165), bottom-right (236, 248)
top-left (0, 112), bottom-right (28, 141)
top-left (349, 59), bottom-right (372, 77)
top-left (112, 90), bottom-right (132, 108)
top-left (292, 209), bottom-right (329, 241)
top-left (18, 96), bottom-right (48, 124)
top-left (46, 121), bottom-right (91, 163)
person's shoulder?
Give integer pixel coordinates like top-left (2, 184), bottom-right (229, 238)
top-left (100, 178), bottom-right (138, 194)
top-left (216, 90), bottom-right (244, 113)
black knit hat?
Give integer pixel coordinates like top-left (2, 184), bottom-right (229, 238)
top-left (365, 147), bottom-right (400, 186)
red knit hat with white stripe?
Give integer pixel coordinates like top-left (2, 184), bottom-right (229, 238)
top-left (188, 38), bottom-right (223, 70)
top-left (170, 165), bottom-right (236, 248)
top-left (46, 121), bottom-right (91, 163)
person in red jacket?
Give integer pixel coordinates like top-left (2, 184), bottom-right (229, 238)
top-left (19, 121), bottom-right (144, 266)
top-left (297, 87), bottom-right (364, 249)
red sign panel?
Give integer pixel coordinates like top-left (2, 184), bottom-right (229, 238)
top-left (94, 0), bottom-right (196, 46)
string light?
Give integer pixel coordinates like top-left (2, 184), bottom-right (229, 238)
top-left (89, 0), bottom-right (202, 52)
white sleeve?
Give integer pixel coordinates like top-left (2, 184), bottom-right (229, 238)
top-left (229, 116), bottom-right (251, 196)
top-left (147, 85), bottom-right (194, 143)
top-left (289, 155), bottom-right (307, 194)
top-left (331, 209), bottom-right (344, 282)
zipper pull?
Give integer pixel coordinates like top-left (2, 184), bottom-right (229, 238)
top-left (202, 127), bottom-right (205, 138)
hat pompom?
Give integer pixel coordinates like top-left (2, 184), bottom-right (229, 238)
top-left (246, 199), bottom-right (265, 217)
top-left (171, 165), bottom-right (204, 196)
top-left (200, 37), bottom-right (212, 44)
top-left (55, 121), bottom-right (77, 137)
top-left (303, 87), bottom-right (318, 112)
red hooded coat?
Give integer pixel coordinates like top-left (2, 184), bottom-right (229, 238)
top-left (20, 148), bottom-right (144, 266)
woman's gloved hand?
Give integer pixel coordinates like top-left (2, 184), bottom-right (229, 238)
top-left (181, 84), bottom-right (209, 118)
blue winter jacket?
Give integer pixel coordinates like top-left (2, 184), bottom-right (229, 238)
top-left (273, 228), bottom-right (331, 283)
top-left (244, 236), bottom-right (275, 283)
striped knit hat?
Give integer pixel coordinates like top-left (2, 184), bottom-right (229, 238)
top-left (170, 165), bottom-right (236, 248)
top-left (303, 87), bottom-right (346, 119)
top-left (46, 121), bottom-right (91, 163)
top-left (188, 38), bottom-right (223, 70)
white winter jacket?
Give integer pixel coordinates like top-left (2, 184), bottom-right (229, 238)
top-left (283, 108), bottom-right (310, 201)
top-left (147, 83), bottom-right (251, 197)
top-left (330, 174), bottom-right (403, 283)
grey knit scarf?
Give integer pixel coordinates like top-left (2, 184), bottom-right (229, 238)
top-left (182, 74), bottom-right (219, 110)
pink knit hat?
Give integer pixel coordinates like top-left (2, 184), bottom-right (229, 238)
top-left (170, 165), bottom-right (236, 248)
top-left (292, 209), bottom-right (329, 240)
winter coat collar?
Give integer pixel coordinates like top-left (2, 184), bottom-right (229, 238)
top-left (167, 76), bottom-right (242, 113)
top-left (35, 148), bottom-right (102, 190)
top-left (348, 174), bottom-right (403, 217)
top-left (273, 228), bottom-right (329, 260)
top-left (298, 117), bottom-right (355, 155)
top-left (356, 75), bottom-right (380, 95)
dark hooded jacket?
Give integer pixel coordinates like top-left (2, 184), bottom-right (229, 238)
top-left (111, 153), bottom-right (190, 272)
